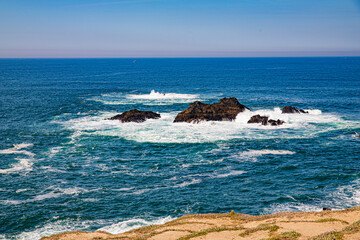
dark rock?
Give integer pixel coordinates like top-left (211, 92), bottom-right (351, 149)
top-left (247, 115), bottom-right (269, 125)
top-left (323, 207), bottom-right (332, 211)
top-left (108, 109), bottom-right (160, 123)
top-left (174, 97), bottom-right (249, 123)
top-left (247, 114), bottom-right (284, 126)
top-left (282, 106), bottom-right (308, 114)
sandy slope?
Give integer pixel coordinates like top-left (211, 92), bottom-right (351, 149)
top-left (41, 207), bottom-right (360, 240)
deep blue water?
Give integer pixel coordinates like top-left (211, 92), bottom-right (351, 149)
top-left (0, 58), bottom-right (359, 239)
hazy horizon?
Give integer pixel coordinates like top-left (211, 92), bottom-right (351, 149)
top-left (1, 0), bottom-right (360, 58)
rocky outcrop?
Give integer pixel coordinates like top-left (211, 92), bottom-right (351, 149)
top-left (108, 109), bottom-right (160, 123)
top-left (247, 115), bottom-right (284, 126)
top-left (282, 106), bottom-right (308, 114)
top-left (174, 97), bottom-right (249, 123)
top-left (41, 207), bottom-right (360, 240)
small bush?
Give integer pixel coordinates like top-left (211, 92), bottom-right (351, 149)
top-left (309, 231), bottom-right (343, 240)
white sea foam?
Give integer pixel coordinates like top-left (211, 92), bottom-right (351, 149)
top-left (90, 90), bottom-right (200, 105)
top-left (1, 187), bottom-right (89, 205)
top-left (264, 179), bottom-right (360, 214)
top-left (328, 179), bottom-right (360, 209)
top-left (264, 203), bottom-right (323, 214)
top-left (0, 143), bottom-right (35, 157)
top-left (99, 216), bottom-right (175, 234)
top-left (239, 149), bottom-right (296, 159)
top-left (0, 143), bottom-right (35, 174)
top-left (56, 107), bottom-right (359, 144)
top-left (175, 179), bottom-right (201, 188)
top-left (3, 218), bottom-right (100, 240)
top-left (16, 189), bottom-right (32, 193)
top-left (82, 198), bottom-right (100, 202)
top-left (40, 166), bottom-right (66, 173)
top-left (2, 216), bottom-right (175, 240)
top-left (128, 90), bottom-right (199, 100)
top-left (212, 170), bottom-right (246, 178)
top-left (0, 158), bottom-right (33, 174)
top-left (48, 146), bottom-right (63, 158)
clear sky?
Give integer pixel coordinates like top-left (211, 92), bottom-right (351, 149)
top-left (1, 0), bottom-right (360, 58)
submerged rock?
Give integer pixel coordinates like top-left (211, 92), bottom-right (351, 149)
top-left (247, 114), bottom-right (284, 126)
top-left (174, 97), bottom-right (249, 123)
top-left (108, 109), bottom-right (161, 123)
top-left (282, 106), bottom-right (308, 114)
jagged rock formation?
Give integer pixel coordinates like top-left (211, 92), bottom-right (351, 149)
top-left (107, 109), bottom-right (160, 123)
top-left (282, 106), bottom-right (308, 114)
top-left (247, 114), bottom-right (284, 126)
top-left (174, 97), bottom-right (249, 123)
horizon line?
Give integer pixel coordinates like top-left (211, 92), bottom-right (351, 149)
top-left (1, 56), bottom-right (360, 59)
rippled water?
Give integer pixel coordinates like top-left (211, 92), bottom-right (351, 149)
top-left (0, 58), bottom-right (359, 239)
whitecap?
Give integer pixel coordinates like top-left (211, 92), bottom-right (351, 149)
top-left (16, 189), bottom-right (32, 193)
top-left (0, 143), bottom-right (35, 174)
top-left (212, 170), bottom-right (246, 178)
top-left (239, 149), bottom-right (296, 158)
top-left (47, 146), bottom-right (63, 158)
top-left (89, 90), bottom-right (200, 106)
top-left (0, 143), bottom-right (35, 157)
top-left (175, 179), bottom-right (201, 188)
top-left (128, 90), bottom-right (199, 100)
top-left (0, 158), bottom-right (33, 174)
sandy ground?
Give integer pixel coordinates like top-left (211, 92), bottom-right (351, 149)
top-left (41, 206), bottom-right (360, 240)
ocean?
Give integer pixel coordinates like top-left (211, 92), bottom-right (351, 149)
top-left (0, 57), bottom-right (359, 239)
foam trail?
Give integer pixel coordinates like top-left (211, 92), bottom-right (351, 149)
top-left (0, 143), bottom-right (35, 174)
top-left (0, 187), bottom-right (89, 205)
top-left (175, 179), bottom-right (201, 188)
top-left (239, 150), bottom-right (296, 158)
top-left (0, 158), bottom-right (33, 174)
top-left (0, 143), bottom-right (35, 157)
top-left (212, 170), bottom-right (246, 178)
top-left (99, 216), bottom-right (174, 234)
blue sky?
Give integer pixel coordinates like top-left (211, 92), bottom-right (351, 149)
top-left (0, 0), bottom-right (360, 57)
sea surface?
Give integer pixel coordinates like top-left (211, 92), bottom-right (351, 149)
top-left (0, 58), bottom-right (359, 239)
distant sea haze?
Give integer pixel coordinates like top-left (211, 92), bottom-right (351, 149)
top-left (0, 57), bottom-right (359, 240)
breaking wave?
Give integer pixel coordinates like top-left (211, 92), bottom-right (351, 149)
top-left (55, 107), bottom-right (359, 144)
top-left (89, 90), bottom-right (200, 105)
top-left (98, 216), bottom-right (175, 234)
top-left (0, 215), bottom-right (174, 240)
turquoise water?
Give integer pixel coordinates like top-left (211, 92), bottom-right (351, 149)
top-left (0, 58), bottom-right (359, 239)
